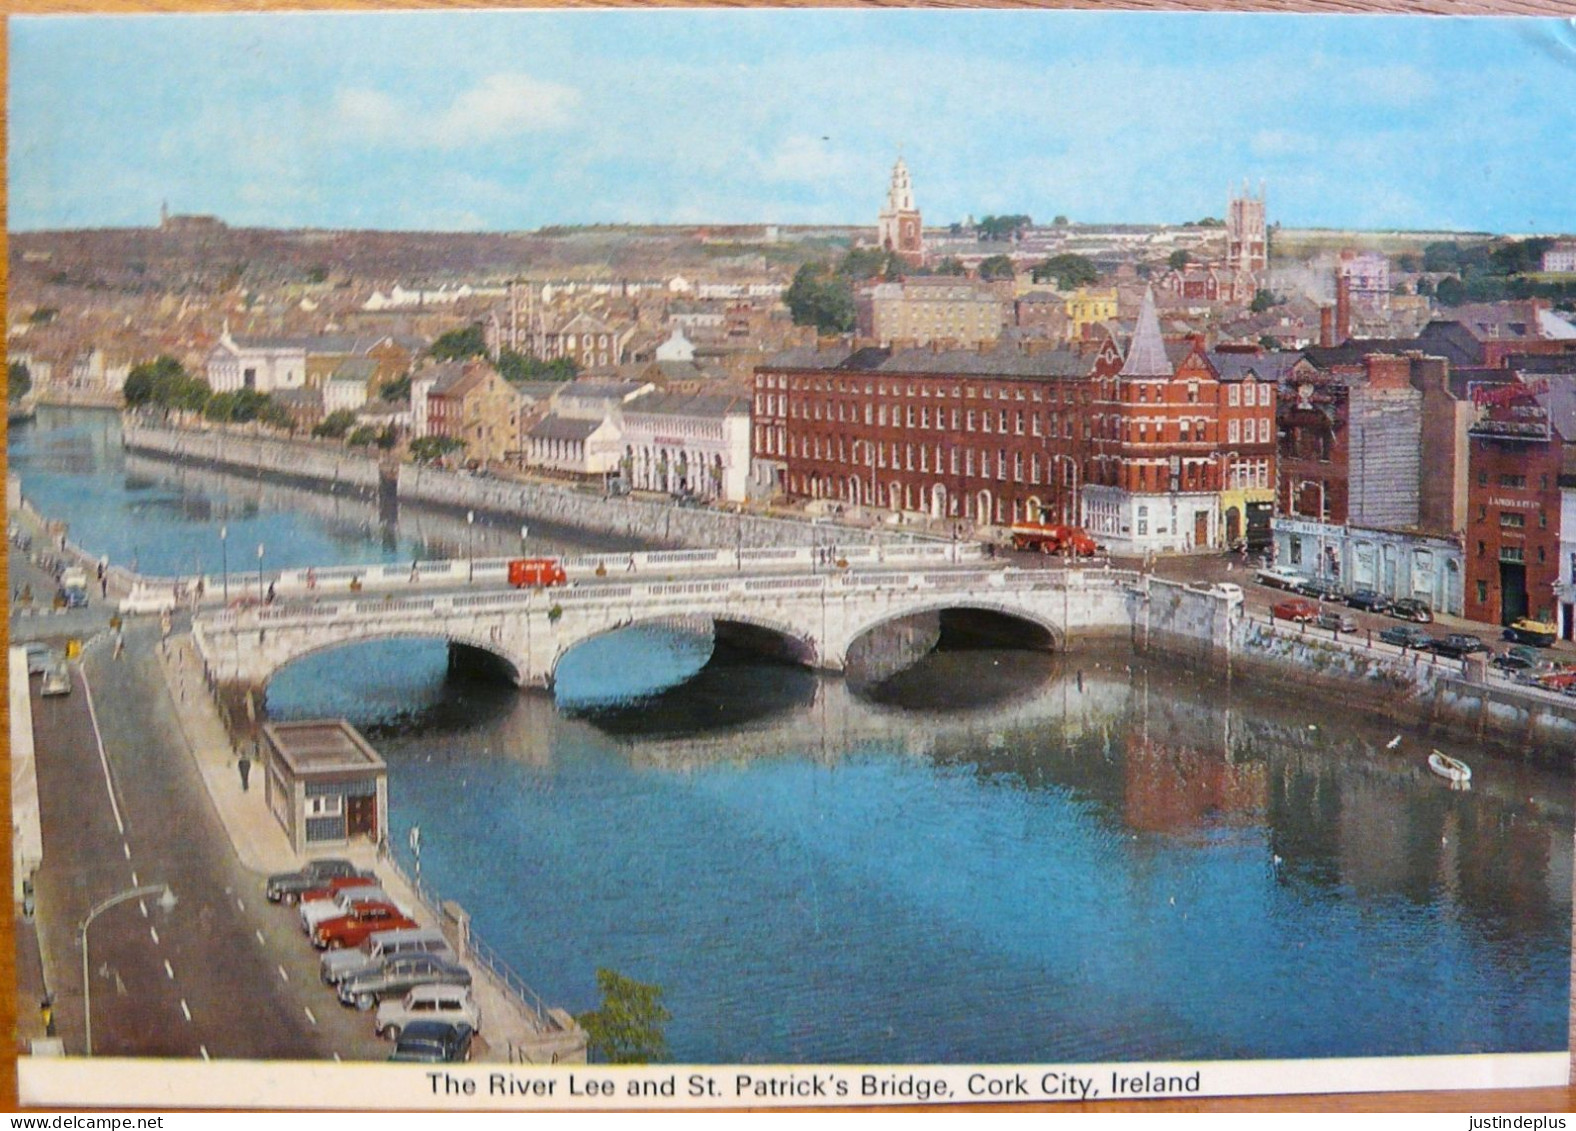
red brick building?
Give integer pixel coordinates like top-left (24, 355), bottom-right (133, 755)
top-left (753, 290), bottom-right (1278, 551)
top-left (1464, 378), bottom-right (1563, 626)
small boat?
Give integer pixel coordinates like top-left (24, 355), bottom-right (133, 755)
top-left (1428, 750), bottom-right (1472, 788)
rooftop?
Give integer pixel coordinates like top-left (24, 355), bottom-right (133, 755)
top-left (264, 719), bottom-right (386, 777)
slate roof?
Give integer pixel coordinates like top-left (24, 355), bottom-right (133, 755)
top-left (622, 392), bottom-right (749, 419)
top-left (1207, 350), bottom-right (1307, 384)
top-left (1119, 289), bottom-right (1170, 378)
top-left (528, 415), bottom-right (603, 442)
top-left (1533, 375), bottom-right (1576, 444)
top-left (760, 343), bottom-right (1095, 380)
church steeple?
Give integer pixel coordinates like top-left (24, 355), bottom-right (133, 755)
top-left (877, 156), bottom-right (924, 265)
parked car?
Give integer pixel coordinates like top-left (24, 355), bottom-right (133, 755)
top-left (321, 927), bottom-right (456, 986)
top-left (337, 953), bottom-right (472, 1011)
top-left (376, 984), bottom-right (482, 1041)
top-left (1255, 566), bottom-right (1305, 590)
top-left (1390, 598), bottom-right (1434, 624)
top-left (312, 902), bottom-right (420, 950)
top-left (1207, 582), bottom-right (1244, 602)
top-left (1270, 598), bottom-right (1319, 624)
top-left (1504, 618), bottom-right (1558, 647)
top-left (301, 884), bottom-right (395, 935)
top-left (1294, 577), bottom-right (1345, 601)
top-left (266, 859), bottom-right (374, 905)
top-left (387, 1019), bottom-right (475, 1064)
top-left (1345, 589), bottom-right (1392, 614)
top-left (1431, 633), bottom-right (1487, 658)
top-left (1491, 650), bottom-right (1535, 672)
top-left (23, 642), bottom-right (52, 676)
top-left (1315, 610), bottom-right (1357, 633)
top-left (1380, 624), bottom-right (1434, 649)
top-left (40, 661), bottom-right (72, 697)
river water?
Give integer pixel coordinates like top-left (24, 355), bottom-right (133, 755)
top-left (11, 407), bottom-right (1573, 1065)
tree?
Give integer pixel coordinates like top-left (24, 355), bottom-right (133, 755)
top-left (498, 349), bottom-right (580, 383)
top-left (380, 373), bottom-right (412, 403)
top-left (313, 409), bottom-right (358, 439)
top-left (1052, 215), bottom-right (1070, 227)
top-left (409, 435), bottom-right (466, 464)
top-left (430, 324), bottom-right (487, 361)
top-left (375, 425), bottom-right (400, 451)
top-left (305, 265), bottom-right (329, 284)
top-left (576, 968), bottom-right (671, 1064)
top-left (977, 254), bottom-right (1016, 281)
top-left (1249, 289), bottom-right (1277, 314)
top-left (1168, 250), bottom-right (1192, 271)
top-left (347, 424), bottom-right (378, 448)
top-left (8, 361), bottom-right (32, 402)
top-left (1435, 275), bottom-right (1466, 306)
top-left (784, 262), bottom-right (855, 334)
top-left (125, 355), bottom-right (211, 414)
top-left (931, 256), bottom-right (967, 277)
top-left (976, 214), bottom-right (1032, 242)
top-left (1031, 254), bottom-right (1099, 290)
top-left (1415, 276), bottom-right (1435, 297)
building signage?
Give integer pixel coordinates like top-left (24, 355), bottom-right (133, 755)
top-left (1469, 378), bottom-right (1549, 407)
top-left (1488, 496), bottom-right (1537, 509)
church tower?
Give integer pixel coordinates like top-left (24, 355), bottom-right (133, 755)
top-left (878, 157), bottom-right (924, 265)
top-left (1226, 180), bottom-right (1267, 274)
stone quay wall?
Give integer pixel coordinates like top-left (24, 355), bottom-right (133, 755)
top-left (122, 419), bottom-right (909, 551)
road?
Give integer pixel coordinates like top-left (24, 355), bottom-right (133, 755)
top-left (26, 617), bottom-right (392, 1061)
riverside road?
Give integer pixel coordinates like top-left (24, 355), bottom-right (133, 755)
top-left (22, 609), bottom-right (388, 1060)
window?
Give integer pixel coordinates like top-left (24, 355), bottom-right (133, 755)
top-left (1259, 418), bottom-right (1271, 443)
top-left (1501, 546), bottom-right (1524, 563)
top-left (1499, 473), bottom-right (1527, 488)
top-left (1228, 419), bottom-right (1240, 444)
top-left (1478, 470), bottom-right (1488, 486)
top-left (1228, 385), bottom-right (1240, 407)
top-left (1187, 383), bottom-right (1199, 404)
top-left (1476, 581), bottom-right (1488, 603)
top-left (1500, 512), bottom-right (1525, 528)
top-left (305, 794), bottom-right (344, 818)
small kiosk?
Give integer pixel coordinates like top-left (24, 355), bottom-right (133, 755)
top-left (262, 719), bottom-right (388, 854)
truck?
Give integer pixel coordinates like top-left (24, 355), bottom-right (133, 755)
top-left (507, 558), bottom-right (568, 588)
top-left (1008, 523), bottom-right (1100, 557)
top-left (60, 566), bottom-right (90, 606)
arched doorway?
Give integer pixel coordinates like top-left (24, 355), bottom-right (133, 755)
top-left (931, 483), bottom-right (947, 519)
top-left (975, 490), bottom-right (993, 526)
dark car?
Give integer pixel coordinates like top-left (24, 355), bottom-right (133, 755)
top-left (388, 1019), bottom-right (475, 1064)
top-left (1491, 649), bottom-right (1535, 672)
top-left (265, 858), bottom-right (373, 905)
top-left (1380, 624), bottom-right (1434, 649)
top-left (1431, 633), bottom-right (1487, 658)
top-left (337, 952), bottom-right (473, 1011)
top-left (1389, 598), bottom-right (1434, 624)
top-left (1294, 577), bottom-right (1344, 601)
top-left (1345, 589), bottom-right (1391, 614)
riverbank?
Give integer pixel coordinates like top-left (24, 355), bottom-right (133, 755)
top-left (122, 417), bottom-right (915, 553)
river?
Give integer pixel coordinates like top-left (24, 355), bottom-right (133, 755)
top-left (11, 406), bottom-right (1573, 1064)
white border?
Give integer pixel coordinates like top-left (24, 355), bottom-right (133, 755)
top-left (18, 1053), bottom-right (1568, 1111)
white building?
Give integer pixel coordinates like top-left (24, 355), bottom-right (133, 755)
top-left (1542, 242), bottom-right (1576, 274)
top-left (523, 415), bottom-right (624, 477)
top-left (618, 392), bottom-right (752, 502)
top-left (205, 325), bottom-right (308, 394)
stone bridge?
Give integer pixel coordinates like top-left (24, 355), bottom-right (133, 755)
top-left (192, 561), bottom-right (1236, 695)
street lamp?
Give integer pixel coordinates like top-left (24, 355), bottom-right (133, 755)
top-left (220, 525), bottom-right (229, 603)
top-left (467, 510), bottom-right (475, 583)
top-left (80, 884), bottom-right (176, 1056)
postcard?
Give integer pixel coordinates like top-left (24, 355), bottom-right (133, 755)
top-left (7, 6), bottom-right (1575, 1112)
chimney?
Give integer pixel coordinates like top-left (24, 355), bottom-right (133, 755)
top-left (1335, 274), bottom-right (1352, 345)
top-left (1320, 307), bottom-right (1335, 349)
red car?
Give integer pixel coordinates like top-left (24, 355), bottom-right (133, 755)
top-left (312, 903), bottom-right (420, 950)
top-left (1271, 598), bottom-right (1319, 624)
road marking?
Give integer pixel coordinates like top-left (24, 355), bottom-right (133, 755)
top-left (235, 897), bottom-right (245, 912)
top-left (256, 929), bottom-right (266, 945)
top-left (304, 1007), bottom-right (317, 1026)
top-left (79, 666), bottom-right (128, 836)
top-left (131, 871), bottom-right (139, 886)
top-left (180, 999), bottom-right (191, 1022)
top-left (200, 1045), bottom-right (210, 1061)
top-left (139, 900), bottom-right (148, 918)
top-left (122, 843), bottom-right (131, 860)
top-left (277, 964), bottom-right (290, 983)
top-left (149, 926), bottom-right (159, 945)
top-left (164, 960), bottom-right (175, 980)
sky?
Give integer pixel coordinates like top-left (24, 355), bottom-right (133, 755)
top-left (10, 9), bottom-right (1576, 235)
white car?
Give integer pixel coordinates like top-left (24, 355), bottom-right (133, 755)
top-left (1254, 566), bottom-right (1305, 590)
top-left (376, 984), bottom-right (481, 1041)
top-left (41, 661), bottom-right (72, 697)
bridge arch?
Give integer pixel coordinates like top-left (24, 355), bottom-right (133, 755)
top-left (546, 610), bottom-right (819, 686)
top-left (253, 626), bottom-right (525, 693)
top-left (841, 596), bottom-right (1065, 660)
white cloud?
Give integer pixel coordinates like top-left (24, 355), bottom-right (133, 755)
top-left (331, 72), bottom-right (580, 150)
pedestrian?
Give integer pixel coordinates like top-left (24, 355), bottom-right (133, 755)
top-left (266, 581), bottom-right (276, 604)
top-left (409, 560), bottom-right (419, 583)
top-left (39, 996), bottom-right (54, 1038)
top-left (100, 576), bottom-right (108, 598)
top-left (626, 554), bottom-right (636, 572)
top-left (238, 753), bottom-right (252, 792)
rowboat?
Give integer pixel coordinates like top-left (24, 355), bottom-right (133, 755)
top-left (1427, 750), bottom-right (1472, 788)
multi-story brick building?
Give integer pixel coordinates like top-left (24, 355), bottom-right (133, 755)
top-left (1464, 377), bottom-right (1563, 626)
top-left (752, 289), bottom-right (1278, 552)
